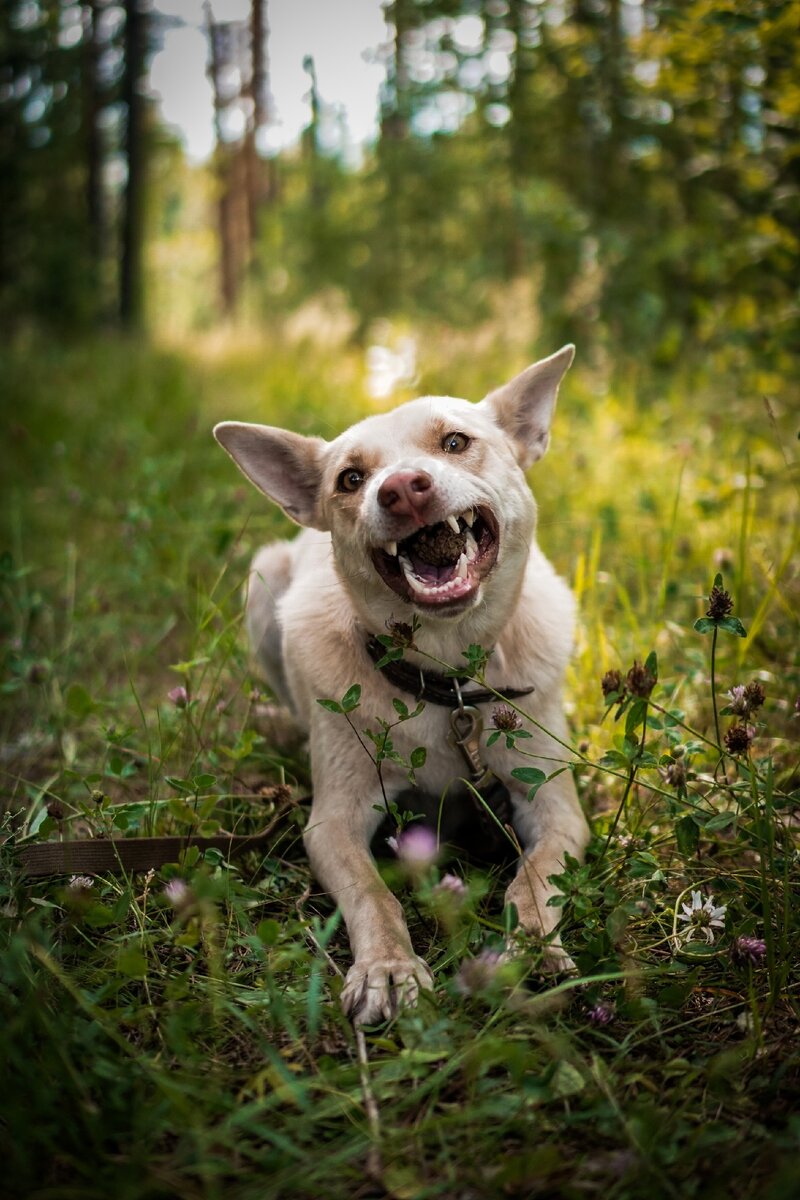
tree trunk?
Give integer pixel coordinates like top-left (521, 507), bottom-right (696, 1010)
top-left (380, 0), bottom-right (410, 141)
top-left (505, 0), bottom-right (528, 276)
top-left (120, 0), bottom-right (147, 328)
top-left (302, 54), bottom-right (324, 211)
top-left (82, 0), bottom-right (104, 300)
top-left (207, 15), bottom-right (238, 315)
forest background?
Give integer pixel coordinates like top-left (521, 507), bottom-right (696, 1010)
top-left (1, 3), bottom-right (799, 1199)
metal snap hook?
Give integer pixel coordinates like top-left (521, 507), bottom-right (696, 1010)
top-left (449, 704), bottom-right (482, 741)
top-left (448, 703), bottom-right (491, 785)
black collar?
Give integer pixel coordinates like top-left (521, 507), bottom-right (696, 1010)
top-left (365, 636), bottom-right (534, 708)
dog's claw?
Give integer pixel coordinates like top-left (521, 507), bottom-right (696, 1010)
top-left (341, 956), bottom-right (434, 1026)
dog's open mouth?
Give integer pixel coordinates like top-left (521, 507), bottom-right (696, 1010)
top-left (371, 506), bottom-right (499, 608)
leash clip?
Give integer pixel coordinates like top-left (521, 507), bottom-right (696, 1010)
top-left (449, 679), bottom-right (492, 786)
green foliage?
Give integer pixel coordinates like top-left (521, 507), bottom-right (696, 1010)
top-left (236, 0), bottom-right (800, 368)
top-left (0, 329), bottom-right (798, 1194)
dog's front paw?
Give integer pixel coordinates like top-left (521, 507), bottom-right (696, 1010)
top-left (341, 955), bottom-right (434, 1025)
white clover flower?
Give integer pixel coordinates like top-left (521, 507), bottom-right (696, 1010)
top-left (164, 878), bottom-right (190, 908)
top-left (68, 875), bottom-right (95, 891)
top-left (676, 890), bottom-right (727, 945)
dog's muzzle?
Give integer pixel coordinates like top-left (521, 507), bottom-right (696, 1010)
top-left (370, 505), bottom-right (499, 610)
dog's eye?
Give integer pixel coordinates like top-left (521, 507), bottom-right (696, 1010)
top-left (337, 468), bottom-right (365, 493)
top-left (442, 432), bottom-right (470, 454)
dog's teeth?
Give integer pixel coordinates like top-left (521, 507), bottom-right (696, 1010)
top-left (456, 552), bottom-right (468, 579)
top-left (383, 541), bottom-right (398, 556)
top-left (462, 508), bottom-right (475, 527)
top-left (405, 572), bottom-right (429, 595)
top-left (465, 530), bottom-right (478, 561)
top-left (446, 514), bottom-right (460, 534)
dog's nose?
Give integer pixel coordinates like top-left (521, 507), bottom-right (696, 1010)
top-left (378, 470), bottom-right (433, 520)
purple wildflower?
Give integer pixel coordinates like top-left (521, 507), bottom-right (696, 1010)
top-left (455, 948), bottom-right (503, 995)
top-left (726, 683), bottom-right (766, 717)
top-left (731, 935), bottom-right (767, 968)
top-left (726, 685), bottom-right (748, 715)
top-left (168, 685), bottom-right (189, 709)
top-left (433, 873), bottom-right (468, 900)
top-left (601, 670), bottom-right (624, 701)
top-left (492, 705), bottom-right (522, 732)
top-left (588, 1001), bottom-right (615, 1026)
top-left (393, 825), bottom-right (439, 866)
top-left (707, 584), bottom-right (734, 621)
top-left (626, 660), bottom-right (656, 699)
top-left (724, 723), bottom-right (755, 756)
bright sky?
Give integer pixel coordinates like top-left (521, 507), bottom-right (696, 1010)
top-left (149, 0), bottom-right (388, 161)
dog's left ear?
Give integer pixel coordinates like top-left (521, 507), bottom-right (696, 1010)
top-left (481, 344), bottom-right (575, 469)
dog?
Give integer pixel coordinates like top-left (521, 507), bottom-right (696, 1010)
top-left (214, 345), bottom-right (589, 1024)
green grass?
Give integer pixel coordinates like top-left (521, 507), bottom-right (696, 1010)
top-left (1, 331), bottom-right (798, 1200)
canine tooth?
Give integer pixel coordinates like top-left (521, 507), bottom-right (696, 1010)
top-left (462, 508), bottom-right (475, 527)
top-left (456, 552), bottom-right (468, 579)
top-left (446, 514), bottom-right (460, 534)
top-left (465, 530), bottom-right (478, 561)
top-left (383, 540), bottom-right (398, 556)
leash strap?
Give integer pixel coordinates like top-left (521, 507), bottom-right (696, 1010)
top-left (14, 786), bottom-right (296, 878)
top-left (16, 827), bottom-right (276, 877)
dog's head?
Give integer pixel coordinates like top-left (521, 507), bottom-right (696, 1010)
top-left (215, 346), bottom-right (573, 624)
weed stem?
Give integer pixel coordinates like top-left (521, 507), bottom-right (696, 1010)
top-left (710, 626), bottom-right (725, 774)
top-left (355, 1028), bottom-right (383, 1180)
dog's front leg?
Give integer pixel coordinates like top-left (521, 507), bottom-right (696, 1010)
top-left (303, 743), bottom-right (433, 1024)
top-left (504, 771), bottom-right (590, 971)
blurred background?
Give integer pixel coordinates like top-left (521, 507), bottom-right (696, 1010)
top-left (2, 0), bottom-right (798, 367)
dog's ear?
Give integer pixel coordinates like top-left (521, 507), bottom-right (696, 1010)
top-left (213, 422), bottom-right (329, 529)
top-left (481, 344), bottom-right (575, 468)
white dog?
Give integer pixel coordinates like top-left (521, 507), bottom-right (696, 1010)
top-left (214, 346), bottom-right (589, 1024)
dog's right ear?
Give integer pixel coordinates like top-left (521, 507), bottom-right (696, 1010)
top-left (213, 422), bottom-right (329, 530)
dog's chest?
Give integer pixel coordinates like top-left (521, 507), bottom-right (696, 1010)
top-left (381, 698), bottom-right (529, 795)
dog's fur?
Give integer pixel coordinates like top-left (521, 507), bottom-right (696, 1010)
top-left (214, 346), bottom-right (589, 1024)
